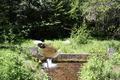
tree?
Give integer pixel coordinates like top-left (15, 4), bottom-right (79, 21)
top-left (80, 0), bottom-right (120, 39)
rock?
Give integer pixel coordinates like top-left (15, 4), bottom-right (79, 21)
top-left (33, 40), bottom-right (43, 45)
top-left (63, 40), bottom-right (71, 44)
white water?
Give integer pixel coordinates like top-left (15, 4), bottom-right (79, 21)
top-left (42, 59), bottom-right (57, 68)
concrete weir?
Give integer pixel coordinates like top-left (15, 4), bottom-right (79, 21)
top-left (43, 54), bottom-right (89, 80)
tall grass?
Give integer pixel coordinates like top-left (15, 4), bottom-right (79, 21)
top-left (78, 51), bottom-right (120, 80)
top-left (46, 39), bottom-right (120, 53)
top-left (0, 48), bottom-right (48, 80)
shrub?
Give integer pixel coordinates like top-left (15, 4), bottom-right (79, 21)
top-left (0, 0), bottom-right (82, 40)
top-left (0, 49), bottom-right (48, 80)
top-left (70, 24), bottom-right (90, 44)
top-left (79, 52), bottom-right (120, 80)
top-left (0, 23), bottom-right (26, 44)
top-left (80, 0), bottom-right (120, 39)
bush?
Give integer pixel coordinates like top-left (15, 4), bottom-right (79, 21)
top-left (80, 0), bottom-right (120, 39)
top-left (0, 49), bottom-right (48, 80)
top-left (0, 23), bottom-right (27, 44)
top-left (70, 24), bottom-right (90, 44)
top-left (0, 0), bottom-right (82, 40)
top-left (79, 52), bottom-right (120, 80)
top-left (112, 53), bottom-right (120, 65)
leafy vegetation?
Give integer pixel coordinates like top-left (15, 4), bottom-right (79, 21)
top-left (70, 24), bottom-right (90, 44)
top-left (46, 39), bottom-right (120, 53)
top-left (80, 0), bottom-right (120, 39)
top-left (0, 0), bottom-right (120, 80)
top-left (0, 48), bottom-right (48, 80)
top-left (0, 0), bottom-right (119, 42)
top-left (0, 0), bottom-right (81, 41)
top-left (78, 52), bottom-right (120, 80)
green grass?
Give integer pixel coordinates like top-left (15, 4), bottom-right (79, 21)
top-left (1, 39), bottom-right (120, 54)
top-left (20, 39), bottom-right (35, 47)
top-left (0, 39), bottom-right (119, 80)
top-left (0, 46), bottom-right (48, 80)
top-left (46, 39), bottom-right (120, 53)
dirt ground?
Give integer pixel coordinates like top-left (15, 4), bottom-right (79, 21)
top-left (44, 62), bottom-right (84, 80)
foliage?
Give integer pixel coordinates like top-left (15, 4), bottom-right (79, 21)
top-left (70, 24), bottom-right (90, 44)
top-left (0, 0), bottom-right (82, 41)
top-left (112, 53), bottom-right (120, 65)
top-left (0, 49), bottom-right (48, 80)
top-left (79, 52), bottom-right (120, 80)
top-left (80, 0), bottom-right (120, 38)
top-left (46, 39), bottom-right (120, 53)
top-left (0, 0), bottom-right (120, 43)
top-left (0, 23), bottom-right (23, 44)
